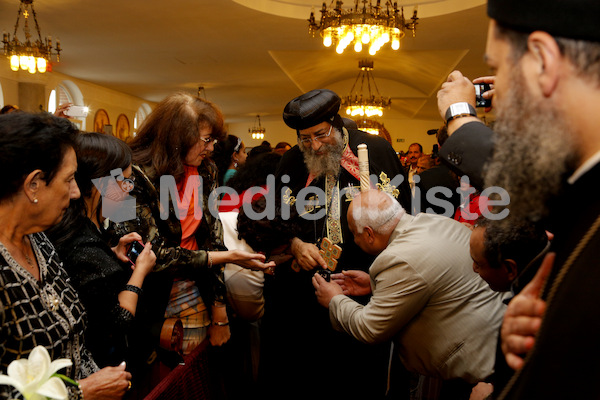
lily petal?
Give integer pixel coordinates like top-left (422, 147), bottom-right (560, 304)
top-left (37, 376), bottom-right (69, 400)
top-left (6, 359), bottom-right (29, 385)
top-left (27, 347), bottom-right (51, 383)
top-left (0, 374), bottom-right (24, 393)
top-left (48, 359), bottom-right (72, 376)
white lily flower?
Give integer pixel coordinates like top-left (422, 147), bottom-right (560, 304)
top-left (0, 346), bottom-right (72, 400)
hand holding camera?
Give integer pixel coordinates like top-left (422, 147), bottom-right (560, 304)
top-left (316, 269), bottom-right (331, 282)
top-left (126, 240), bottom-right (146, 265)
top-left (64, 105), bottom-right (90, 118)
top-left (473, 76), bottom-right (495, 111)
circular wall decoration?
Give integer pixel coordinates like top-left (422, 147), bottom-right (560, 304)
top-left (94, 109), bottom-right (110, 133)
top-left (116, 114), bottom-right (130, 140)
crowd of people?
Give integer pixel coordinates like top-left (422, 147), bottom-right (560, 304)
top-left (2, 0), bottom-right (599, 399)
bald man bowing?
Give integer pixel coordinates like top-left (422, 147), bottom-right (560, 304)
top-left (313, 189), bottom-right (506, 389)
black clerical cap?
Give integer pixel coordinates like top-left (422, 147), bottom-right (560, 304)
top-left (488, 0), bottom-right (600, 42)
top-left (283, 89), bottom-right (341, 130)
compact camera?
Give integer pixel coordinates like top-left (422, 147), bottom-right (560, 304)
top-left (474, 83), bottom-right (492, 108)
top-left (126, 241), bottom-right (145, 265)
top-left (316, 269), bottom-right (331, 282)
top-left (64, 105), bottom-right (90, 118)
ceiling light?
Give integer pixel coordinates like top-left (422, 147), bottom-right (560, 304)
top-left (342, 60), bottom-right (391, 118)
top-left (2, 0), bottom-right (61, 74)
top-left (308, 0), bottom-right (418, 55)
top-left (249, 115), bottom-right (266, 140)
top-left (356, 119), bottom-right (392, 144)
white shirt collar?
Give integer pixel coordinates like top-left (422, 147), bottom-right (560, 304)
top-left (568, 150), bottom-right (600, 184)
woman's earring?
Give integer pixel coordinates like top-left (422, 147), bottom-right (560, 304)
top-left (33, 198), bottom-right (38, 204)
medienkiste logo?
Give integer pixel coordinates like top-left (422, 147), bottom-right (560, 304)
top-left (92, 168), bottom-right (136, 223)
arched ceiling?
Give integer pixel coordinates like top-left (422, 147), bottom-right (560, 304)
top-left (0, 0), bottom-right (491, 124)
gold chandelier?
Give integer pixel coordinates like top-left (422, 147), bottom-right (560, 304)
top-left (2, 0), bottom-right (61, 74)
top-left (249, 115), bottom-right (266, 140)
top-left (308, 0), bottom-right (418, 55)
top-left (342, 60), bottom-right (391, 118)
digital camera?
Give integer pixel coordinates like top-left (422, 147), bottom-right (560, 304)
top-left (474, 83), bottom-right (492, 108)
top-left (126, 241), bottom-right (145, 265)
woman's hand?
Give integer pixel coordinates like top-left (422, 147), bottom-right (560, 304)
top-left (78, 362), bottom-right (131, 400)
top-left (112, 232), bottom-right (143, 263)
top-left (208, 304), bottom-right (231, 346)
top-left (208, 324), bottom-right (231, 346)
top-left (132, 242), bottom-right (156, 278)
top-left (54, 103), bottom-right (72, 118)
top-left (210, 250), bottom-right (276, 274)
top-left (331, 270), bottom-right (372, 296)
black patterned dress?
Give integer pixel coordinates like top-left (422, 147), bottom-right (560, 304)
top-left (0, 232), bottom-right (98, 400)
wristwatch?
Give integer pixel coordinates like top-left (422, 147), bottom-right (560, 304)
top-left (445, 102), bottom-right (477, 124)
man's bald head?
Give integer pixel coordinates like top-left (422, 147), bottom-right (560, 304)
top-left (349, 190), bottom-right (404, 235)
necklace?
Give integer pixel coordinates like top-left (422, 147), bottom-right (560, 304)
top-left (23, 251), bottom-right (35, 268)
top-left (0, 234), bottom-right (38, 272)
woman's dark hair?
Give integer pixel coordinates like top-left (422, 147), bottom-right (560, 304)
top-left (236, 195), bottom-right (299, 255)
top-left (0, 112), bottom-right (78, 202)
top-left (129, 92), bottom-right (226, 182)
top-left (274, 142), bottom-right (291, 150)
top-left (0, 105), bottom-right (20, 114)
top-left (212, 134), bottom-right (242, 186)
top-left (47, 132), bottom-right (132, 248)
top-left (226, 152), bottom-right (281, 193)
top-left (247, 144), bottom-right (271, 160)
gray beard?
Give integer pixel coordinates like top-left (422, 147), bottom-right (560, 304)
top-left (299, 128), bottom-right (345, 178)
top-left (484, 68), bottom-right (576, 225)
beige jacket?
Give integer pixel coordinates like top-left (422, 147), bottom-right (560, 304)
top-left (329, 213), bottom-right (506, 383)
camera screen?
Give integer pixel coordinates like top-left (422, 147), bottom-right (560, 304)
top-left (127, 242), bottom-right (144, 263)
top-left (474, 83), bottom-right (491, 108)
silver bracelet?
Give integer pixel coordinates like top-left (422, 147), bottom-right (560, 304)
top-left (124, 284), bottom-right (143, 296)
top-left (77, 384), bottom-right (85, 400)
top-left (207, 251), bottom-right (213, 268)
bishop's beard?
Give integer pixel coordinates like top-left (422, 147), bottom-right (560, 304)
top-left (484, 67), bottom-right (577, 225)
top-left (298, 127), bottom-right (345, 179)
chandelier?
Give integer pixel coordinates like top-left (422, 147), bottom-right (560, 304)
top-left (249, 115), bottom-right (266, 140)
top-left (308, 0), bottom-right (418, 55)
top-left (356, 119), bottom-right (392, 142)
top-left (342, 60), bottom-right (391, 118)
top-left (2, 0), bottom-right (61, 74)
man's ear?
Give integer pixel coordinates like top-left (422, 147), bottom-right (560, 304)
top-left (363, 226), bottom-right (376, 244)
top-left (502, 259), bottom-right (519, 282)
top-left (527, 31), bottom-right (562, 97)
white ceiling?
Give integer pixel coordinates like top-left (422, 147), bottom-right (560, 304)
top-left (0, 0), bottom-right (491, 125)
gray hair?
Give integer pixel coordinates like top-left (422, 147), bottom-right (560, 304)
top-left (351, 191), bottom-right (405, 235)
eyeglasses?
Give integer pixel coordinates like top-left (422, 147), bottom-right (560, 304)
top-left (299, 125), bottom-right (332, 146)
top-left (199, 136), bottom-right (218, 146)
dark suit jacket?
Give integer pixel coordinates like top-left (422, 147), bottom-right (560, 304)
top-left (414, 163), bottom-right (460, 217)
top-left (439, 121), bottom-right (494, 191)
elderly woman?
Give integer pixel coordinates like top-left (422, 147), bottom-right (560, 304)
top-left (0, 112), bottom-right (130, 399)
top-left (107, 92), bottom-right (274, 393)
